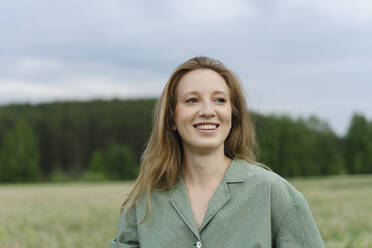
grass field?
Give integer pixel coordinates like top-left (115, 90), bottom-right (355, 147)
top-left (0, 175), bottom-right (371, 248)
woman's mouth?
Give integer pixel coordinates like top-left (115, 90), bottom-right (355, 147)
top-left (193, 123), bottom-right (219, 134)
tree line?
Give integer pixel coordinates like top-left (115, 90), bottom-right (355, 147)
top-left (0, 99), bottom-right (371, 182)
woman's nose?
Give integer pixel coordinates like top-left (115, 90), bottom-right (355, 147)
top-left (199, 101), bottom-right (215, 118)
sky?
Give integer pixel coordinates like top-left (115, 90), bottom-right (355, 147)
top-left (1, 0), bottom-right (371, 135)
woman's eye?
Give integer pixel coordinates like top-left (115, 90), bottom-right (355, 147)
top-left (186, 98), bottom-right (198, 103)
top-left (215, 98), bottom-right (226, 103)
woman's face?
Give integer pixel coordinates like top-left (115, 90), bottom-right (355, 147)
top-left (174, 69), bottom-right (232, 154)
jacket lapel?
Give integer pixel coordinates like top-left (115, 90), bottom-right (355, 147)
top-left (200, 159), bottom-right (248, 231)
top-left (169, 177), bottom-right (201, 239)
top-left (199, 181), bottom-right (230, 231)
top-left (169, 159), bottom-right (249, 236)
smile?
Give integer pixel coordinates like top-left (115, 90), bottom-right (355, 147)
top-left (193, 123), bottom-right (220, 131)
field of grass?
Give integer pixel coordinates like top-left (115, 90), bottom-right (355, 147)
top-left (291, 175), bottom-right (372, 247)
top-left (0, 175), bottom-right (371, 248)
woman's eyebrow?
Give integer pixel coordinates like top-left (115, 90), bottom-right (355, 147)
top-left (212, 91), bottom-right (229, 96)
top-left (180, 91), bottom-right (199, 96)
top-left (180, 90), bottom-right (228, 97)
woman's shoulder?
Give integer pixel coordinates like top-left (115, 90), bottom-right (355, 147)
top-left (232, 159), bottom-right (315, 230)
top-left (230, 159), bottom-right (306, 206)
top-left (228, 158), bottom-right (284, 183)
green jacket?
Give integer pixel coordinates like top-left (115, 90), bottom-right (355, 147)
top-left (111, 159), bottom-right (325, 248)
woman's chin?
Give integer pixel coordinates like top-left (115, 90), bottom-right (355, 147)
top-left (185, 142), bottom-right (224, 155)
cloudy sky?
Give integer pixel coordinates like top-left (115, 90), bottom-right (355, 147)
top-left (1, 0), bottom-right (371, 135)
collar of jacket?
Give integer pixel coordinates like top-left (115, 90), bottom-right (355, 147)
top-left (168, 159), bottom-right (250, 239)
top-left (223, 158), bottom-right (251, 183)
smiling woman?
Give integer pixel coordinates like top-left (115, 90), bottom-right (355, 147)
top-left (110, 56), bottom-right (325, 248)
top-left (173, 69), bottom-right (232, 156)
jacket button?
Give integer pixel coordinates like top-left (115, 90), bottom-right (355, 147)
top-left (195, 241), bottom-right (202, 248)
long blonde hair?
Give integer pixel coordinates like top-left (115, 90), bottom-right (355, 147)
top-left (122, 56), bottom-right (262, 218)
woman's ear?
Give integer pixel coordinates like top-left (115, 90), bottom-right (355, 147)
top-left (172, 123), bottom-right (177, 131)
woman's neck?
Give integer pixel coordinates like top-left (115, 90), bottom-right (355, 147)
top-left (181, 146), bottom-right (232, 189)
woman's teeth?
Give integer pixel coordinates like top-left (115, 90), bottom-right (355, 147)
top-left (196, 124), bottom-right (218, 130)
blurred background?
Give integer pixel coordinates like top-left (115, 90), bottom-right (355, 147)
top-left (0, 0), bottom-right (371, 247)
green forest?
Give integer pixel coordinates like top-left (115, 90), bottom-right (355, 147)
top-left (0, 99), bottom-right (371, 183)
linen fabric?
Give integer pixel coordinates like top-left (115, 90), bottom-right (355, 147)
top-left (110, 159), bottom-right (325, 248)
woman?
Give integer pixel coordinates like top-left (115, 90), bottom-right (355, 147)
top-left (110, 57), bottom-right (325, 247)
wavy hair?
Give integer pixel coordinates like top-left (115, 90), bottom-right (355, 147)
top-left (122, 56), bottom-right (263, 219)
